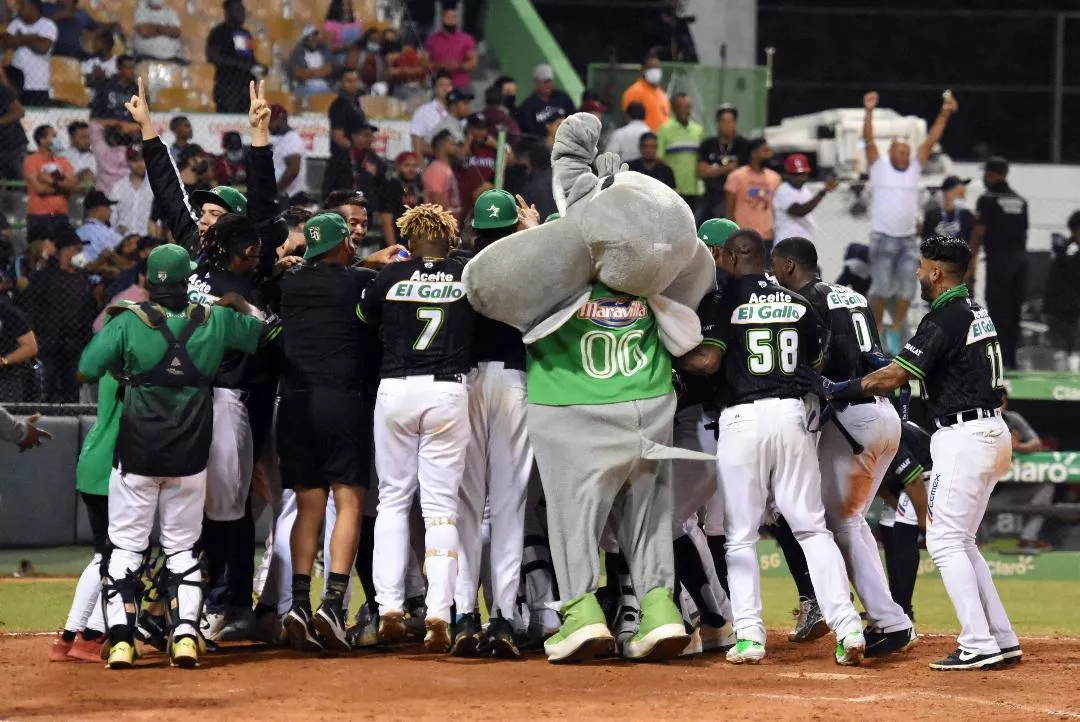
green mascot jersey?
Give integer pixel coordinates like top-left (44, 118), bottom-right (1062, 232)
top-left (526, 282), bottom-right (672, 406)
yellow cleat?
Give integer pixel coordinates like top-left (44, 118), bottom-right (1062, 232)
top-left (170, 636), bottom-right (199, 668)
top-left (106, 641), bottom-right (136, 669)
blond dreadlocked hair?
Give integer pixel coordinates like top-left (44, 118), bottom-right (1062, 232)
top-left (395, 203), bottom-right (459, 244)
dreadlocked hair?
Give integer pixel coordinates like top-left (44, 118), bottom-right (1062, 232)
top-left (200, 213), bottom-right (259, 270)
top-left (395, 203), bottom-right (458, 244)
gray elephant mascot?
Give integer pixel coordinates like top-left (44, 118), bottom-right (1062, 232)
top-left (462, 112), bottom-right (716, 663)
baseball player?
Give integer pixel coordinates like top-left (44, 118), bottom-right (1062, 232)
top-left (77, 244), bottom-right (268, 669)
top-left (451, 189), bottom-right (536, 658)
top-left (804, 235), bottom-right (1020, 671)
top-left (772, 237), bottom-right (915, 658)
top-left (680, 228), bottom-right (866, 666)
top-left (360, 204), bottom-right (474, 654)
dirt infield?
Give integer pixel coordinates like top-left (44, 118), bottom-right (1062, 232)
top-left (2, 633), bottom-right (1078, 721)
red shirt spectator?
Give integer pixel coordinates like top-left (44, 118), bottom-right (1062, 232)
top-left (456, 114), bottom-right (496, 208)
top-left (424, 5), bottom-right (476, 89)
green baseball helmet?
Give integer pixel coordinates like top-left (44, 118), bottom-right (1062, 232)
top-left (698, 218), bottom-right (739, 247)
top-left (472, 189), bottom-right (518, 230)
top-left (190, 185), bottom-right (247, 215)
top-left (303, 213), bottom-right (350, 260)
top-left (147, 243), bottom-right (196, 285)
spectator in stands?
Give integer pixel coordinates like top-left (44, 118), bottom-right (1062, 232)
top-left (1, 0), bottom-right (59, 106)
top-left (604, 101), bottom-right (649, 163)
top-left (42, 0), bottom-right (109, 60)
top-left (773, 154), bottom-right (838, 244)
top-left (725, 137), bottom-right (781, 242)
top-left (970, 156), bottom-right (1028, 370)
top-left (206, 0), bottom-right (259, 113)
top-left (579, 89), bottom-right (608, 120)
top-left (349, 26), bottom-right (389, 92)
top-left (620, 52), bottom-right (670, 131)
top-left (657, 92), bottom-right (704, 209)
top-left (516, 63), bottom-right (574, 146)
top-left (93, 259), bottom-right (147, 332)
top-left (212, 130), bottom-right (247, 186)
top-left (520, 142), bottom-right (555, 221)
top-left (424, 3), bottom-right (476, 90)
top-left (923, 175), bottom-right (974, 244)
top-left (698, 104), bottom-right (750, 221)
top-left (386, 26), bottom-right (429, 102)
top-left (428, 87), bottom-right (472, 145)
top-left (110, 146), bottom-right (153, 236)
top-left (423, 128), bottom-right (462, 217)
top-left (24, 125), bottom-right (77, 239)
top-left (328, 68), bottom-right (366, 156)
top-left (322, 0), bottom-right (363, 54)
top-left (0, 293), bottom-right (38, 402)
top-left (651, 2), bottom-right (697, 63)
top-left (76, 189), bottom-right (121, 262)
top-left (287, 25), bottom-right (334, 100)
top-left (81, 28), bottom-right (116, 92)
top-left (269, 104), bottom-right (308, 204)
top-left (1000, 394), bottom-right (1053, 554)
top-left (492, 74), bottom-right (517, 112)
top-left (543, 109), bottom-right (566, 151)
top-left (88, 53), bottom-right (138, 193)
top-left (167, 115), bottom-right (192, 163)
top-left (321, 120), bottom-right (385, 211)
top-left (482, 83), bottom-right (520, 151)
top-left (132, 0), bottom-right (183, 63)
top-left (176, 143), bottom-right (213, 191)
top-left (62, 120), bottom-right (95, 186)
top-left (456, 113), bottom-right (496, 209)
top-left (1045, 212), bottom-right (1080, 356)
top-left (25, 223), bottom-right (94, 403)
top-left (378, 151), bottom-right (422, 246)
top-left (0, 70), bottom-right (28, 181)
top-left (409, 68), bottom-right (453, 158)
top-left (627, 132), bottom-right (675, 189)
top-left (99, 233), bottom-right (153, 300)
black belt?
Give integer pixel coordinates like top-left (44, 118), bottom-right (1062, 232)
top-left (832, 396), bottom-right (878, 412)
top-left (385, 373), bottom-right (464, 383)
top-left (934, 407), bottom-right (1000, 428)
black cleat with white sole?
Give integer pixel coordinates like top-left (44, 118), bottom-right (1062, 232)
top-left (314, 605), bottom-right (352, 652)
top-left (283, 607), bottom-right (324, 653)
top-left (999, 645), bottom-right (1023, 665)
top-left (929, 648), bottom-right (1003, 671)
top-left (865, 627), bottom-right (917, 658)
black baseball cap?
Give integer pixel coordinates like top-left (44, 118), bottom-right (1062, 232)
top-left (465, 112), bottom-right (486, 129)
top-left (985, 156), bottom-right (1009, 175)
top-left (447, 88), bottom-right (474, 105)
top-left (940, 175), bottom-right (970, 192)
top-left (83, 189), bottom-right (118, 210)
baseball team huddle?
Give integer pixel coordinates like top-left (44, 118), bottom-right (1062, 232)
top-left (46, 77), bottom-right (1022, 675)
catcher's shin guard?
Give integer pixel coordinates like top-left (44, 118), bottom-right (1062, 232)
top-left (160, 549), bottom-right (204, 642)
top-left (101, 544), bottom-right (147, 646)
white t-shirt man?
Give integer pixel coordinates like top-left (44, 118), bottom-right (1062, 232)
top-left (869, 155), bottom-right (921, 237)
top-left (62, 147), bottom-right (97, 178)
top-left (774, 181), bottom-right (816, 243)
top-left (604, 119), bottom-right (650, 163)
top-left (409, 98), bottom-right (448, 142)
top-left (110, 173), bottom-right (155, 236)
top-left (7, 17), bottom-right (58, 93)
top-left (272, 129), bottom-right (307, 198)
top-left (132, 2), bottom-right (182, 61)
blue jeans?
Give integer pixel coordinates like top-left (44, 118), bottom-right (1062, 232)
top-left (868, 232), bottom-right (918, 301)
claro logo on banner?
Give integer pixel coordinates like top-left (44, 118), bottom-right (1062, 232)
top-left (1001, 452), bottom-right (1080, 483)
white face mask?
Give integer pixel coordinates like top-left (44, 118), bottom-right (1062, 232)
top-left (952, 197), bottom-right (967, 212)
top-left (644, 67), bottom-right (663, 85)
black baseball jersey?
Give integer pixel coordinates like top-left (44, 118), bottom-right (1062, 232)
top-left (360, 254), bottom-right (474, 378)
top-left (186, 267), bottom-right (264, 389)
top-left (894, 285), bottom-right (1005, 418)
top-left (881, 420), bottom-right (932, 497)
top-left (699, 274), bottom-right (822, 407)
top-left (799, 280), bottom-right (882, 381)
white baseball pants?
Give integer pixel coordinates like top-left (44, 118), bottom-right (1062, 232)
top-left (879, 489), bottom-right (920, 528)
top-left (107, 468), bottom-right (206, 638)
top-left (672, 404), bottom-right (720, 536)
top-left (373, 376), bottom-right (469, 622)
top-left (205, 388), bottom-right (254, 522)
top-left (455, 362), bottom-right (532, 619)
top-left (716, 398), bottom-right (862, 645)
top-left (819, 398), bottom-right (911, 633)
top-left (926, 416), bottom-right (1018, 655)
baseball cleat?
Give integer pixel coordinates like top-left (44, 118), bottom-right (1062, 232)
top-left (405, 595), bottom-right (428, 642)
top-left (929, 648), bottom-right (1004, 671)
top-left (313, 605), bottom-right (352, 653)
top-left (623, 588), bottom-right (690, 662)
top-left (170, 636), bottom-right (199, 668)
top-left (789, 597), bottom-right (829, 642)
top-left (251, 611), bottom-right (286, 646)
top-left (450, 611), bottom-right (483, 657)
top-left (346, 604), bottom-right (379, 649)
top-left (700, 621), bottom-right (736, 652)
top-left (378, 609), bottom-right (410, 645)
top-left (865, 627), bottom-right (917, 658)
top-left (545, 593), bottom-right (615, 664)
top-left (68, 633), bottom-right (106, 662)
top-left (999, 645), bottom-right (1023, 665)
top-left (214, 606), bottom-right (257, 642)
top-left (679, 627), bottom-right (703, 657)
top-left (200, 606), bottom-right (228, 641)
top-left (725, 639), bottom-right (765, 664)
top-left (283, 607), bottom-right (324, 653)
top-left (424, 617), bottom-right (452, 654)
top-left (49, 632), bottom-right (74, 662)
top-left (106, 641), bottom-right (136, 670)
top-left (137, 613), bottom-right (169, 652)
top-left (487, 614), bottom-right (522, 660)
top-left (835, 631), bottom-right (866, 666)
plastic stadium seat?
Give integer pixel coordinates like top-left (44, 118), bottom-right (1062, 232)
top-left (180, 15), bottom-right (212, 63)
top-left (156, 87), bottom-right (202, 112)
top-left (138, 62), bottom-right (184, 102)
top-left (53, 82), bottom-right (89, 106)
top-left (304, 93), bottom-right (337, 114)
top-left (360, 94), bottom-right (406, 119)
top-left (50, 57), bottom-right (83, 85)
top-left (263, 88), bottom-right (296, 113)
top-left (263, 15), bottom-right (301, 46)
top-left (187, 62), bottom-right (216, 95)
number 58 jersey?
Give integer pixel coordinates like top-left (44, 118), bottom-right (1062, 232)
top-left (359, 254), bottom-right (474, 378)
top-left (698, 274), bottom-right (822, 408)
top-left (526, 282), bottom-right (673, 406)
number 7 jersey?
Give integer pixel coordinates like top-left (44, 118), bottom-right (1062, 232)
top-left (359, 254), bottom-right (474, 378)
top-left (698, 273), bottom-right (822, 408)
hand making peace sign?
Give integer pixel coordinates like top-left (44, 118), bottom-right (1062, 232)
top-left (249, 79), bottom-right (271, 148)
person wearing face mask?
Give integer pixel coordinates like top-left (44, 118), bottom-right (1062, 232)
top-left (213, 130), bottom-right (248, 187)
top-left (286, 25), bottom-right (333, 100)
top-left (620, 53), bottom-right (671, 132)
top-left (481, 83), bottom-right (520, 152)
top-left (923, 176), bottom-right (974, 245)
top-left (131, 0), bottom-right (182, 63)
top-left (424, 4), bottom-right (476, 90)
top-left (385, 28), bottom-right (429, 102)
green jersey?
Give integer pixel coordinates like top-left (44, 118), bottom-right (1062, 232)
top-left (75, 372), bottom-right (121, 496)
top-left (657, 117), bottom-right (705, 197)
top-left (526, 283), bottom-right (672, 406)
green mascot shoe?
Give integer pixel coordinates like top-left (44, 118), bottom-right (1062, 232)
top-left (544, 593), bottom-right (615, 663)
top-left (623, 587), bottom-right (691, 661)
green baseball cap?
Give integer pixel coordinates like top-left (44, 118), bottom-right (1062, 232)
top-left (303, 212), bottom-right (350, 259)
top-left (545, 212), bottom-right (561, 223)
top-left (472, 189), bottom-right (518, 230)
top-left (190, 185), bottom-right (247, 215)
top-left (698, 218), bottom-right (739, 247)
top-left (147, 243), bottom-right (196, 285)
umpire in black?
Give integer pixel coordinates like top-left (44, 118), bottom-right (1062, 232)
top-left (968, 157), bottom-right (1028, 369)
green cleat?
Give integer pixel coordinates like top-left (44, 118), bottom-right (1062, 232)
top-left (835, 631), bottom-right (866, 666)
top-left (623, 587), bottom-right (691, 662)
top-left (726, 638), bottom-right (766, 664)
top-left (544, 593), bottom-right (615, 663)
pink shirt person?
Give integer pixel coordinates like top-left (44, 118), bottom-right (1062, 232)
top-left (424, 7), bottom-right (476, 89)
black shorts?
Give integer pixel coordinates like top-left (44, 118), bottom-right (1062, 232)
top-left (277, 388), bottom-right (372, 490)
top-left (81, 491), bottom-right (109, 554)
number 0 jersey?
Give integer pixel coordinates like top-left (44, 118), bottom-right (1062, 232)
top-left (359, 254), bottom-right (474, 378)
top-left (798, 281), bottom-right (882, 381)
top-left (894, 284), bottom-right (1004, 418)
top-left (526, 282), bottom-right (672, 406)
top-left (698, 274), bottom-right (821, 408)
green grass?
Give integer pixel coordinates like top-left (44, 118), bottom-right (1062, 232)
top-left (2, 572), bottom-right (1077, 636)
